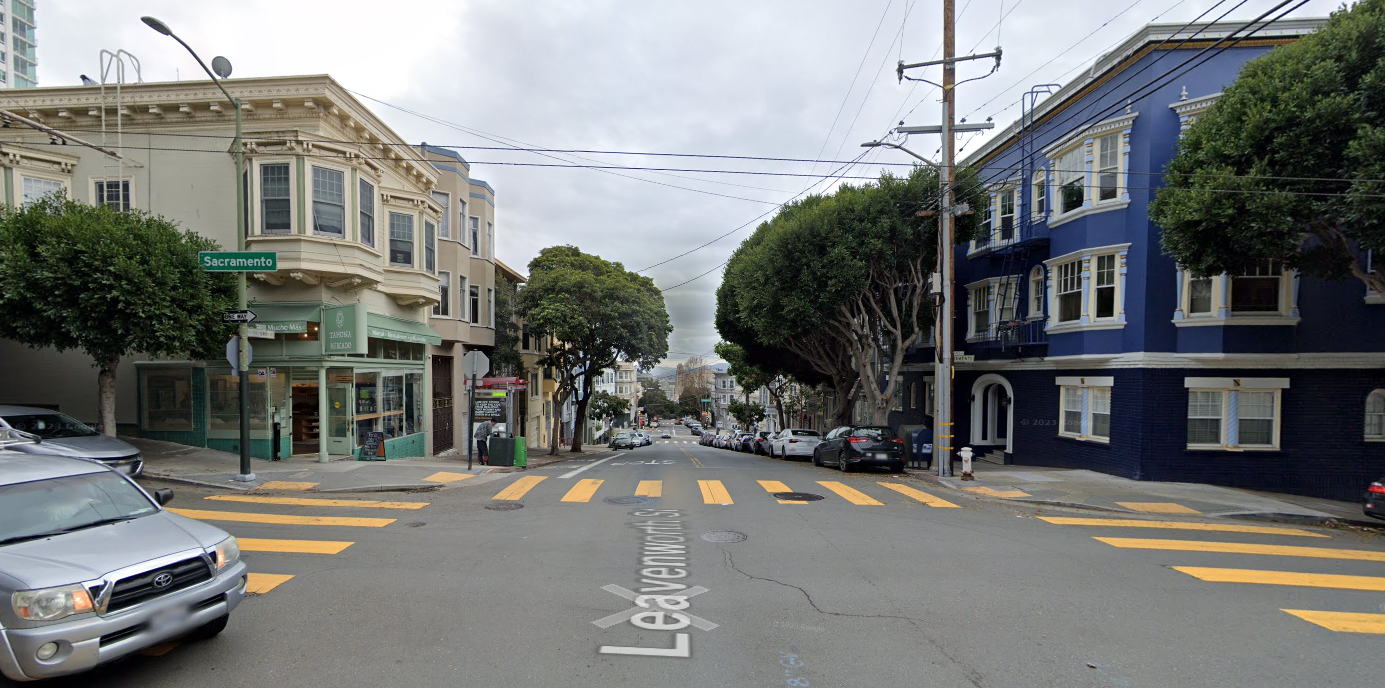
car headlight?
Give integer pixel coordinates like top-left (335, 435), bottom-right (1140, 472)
top-left (212, 536), bottom-right (240, 571)
top-left (13, 585), bottom-right (94, 622)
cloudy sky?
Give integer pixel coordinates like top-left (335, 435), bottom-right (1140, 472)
top-left (38, 0), bottom-right (1342, 367)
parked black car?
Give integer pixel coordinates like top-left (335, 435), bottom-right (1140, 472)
top-left (813, 425), bottom-right (906, 472)
top-left (753, 431), bottom-right (774, 455)
top-left (1364, 478), bottom-right (1385, 520)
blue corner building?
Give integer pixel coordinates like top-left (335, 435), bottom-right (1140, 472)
top-left (891, 17), bottom-right (1385, 501)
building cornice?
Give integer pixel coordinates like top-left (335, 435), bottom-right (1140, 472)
top-left (957, 351), bottom-right (1385, 371)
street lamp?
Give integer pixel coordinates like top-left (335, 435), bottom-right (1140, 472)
top-left (860, 140), bottom-right (940, 169)
top-left (143, 16), bottom-right (255, 481)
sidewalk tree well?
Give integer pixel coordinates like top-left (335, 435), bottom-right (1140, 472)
top-left (716, 166), bottom-right (982, 425)
top-left (517, 245), bottom-right (671, 453)
top-left (0, 196), bottom-right (236, 435)
top-left (1151, 0), bottom-right (1385, 297)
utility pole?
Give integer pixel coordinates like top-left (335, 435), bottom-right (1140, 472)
top-left (894, 0), bottom-right (1000, 479)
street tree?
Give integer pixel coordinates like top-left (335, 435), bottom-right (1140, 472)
top-left (727, 398), bottom-right (766, 430)
top-left (0, 196), bottom-right (235, 435)
top-left (1151, 0), bottom-right (1385, 297)
top-left (638, 386), bottom-right (677, 420)
top-left (717, 166), bottom-right (983, 425)
top-left (587, 391), bottom-right (630, 431)
top-left (677, 389), bottom-right (704, 419)
top-left (490, 274), bottom-right (525, 377)
top-left (713, 341), bottom-right (794, 429)
top-left (517, 245), bottom-right (671, 453)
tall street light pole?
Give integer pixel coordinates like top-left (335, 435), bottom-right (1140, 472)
top-left (143, 16), bottom-right (254, 482)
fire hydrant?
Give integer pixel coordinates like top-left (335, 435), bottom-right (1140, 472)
top-left (959, 446), bottom-right (975, 481)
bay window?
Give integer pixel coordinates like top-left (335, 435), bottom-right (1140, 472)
top-left (1231, 259), bottom-right (1282, 312)
top-left (311, 166), bottom-right (345, 237)
top-left (1033, 170), bottom-right (1047, 217)
top-left (424, 220), bottom-right (437, 273)
top-left (1029, 266), bottom-right (1045, 318)
top-left (432, 191), bottom-right (451, 239)
top-left (1057, 147), bottom-right (1084, 214)
top-left (1096, 133), bottom-right (1119, 201)
top-left (1188, 276), bottom-right (1213, 315)
top-left (1056, 261), bottom-right (1081, 323)
top-left (971, 285), bottom-right (990, 336)
top-left (359, 179), bottom-right (376, 247)
top-left (259, 163), bottom-right (291, 234)
top-left (1094, 254), bottom-right (1116, 319)
top-left (999, 189), bottom-right (1015, 242)
top-left (388, 212), bottom-right (414, 266)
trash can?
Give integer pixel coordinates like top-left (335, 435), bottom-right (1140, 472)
top-left (514, 438), bottom-right (527, 468)
top-left (489, 436), bottom-right (516, 467)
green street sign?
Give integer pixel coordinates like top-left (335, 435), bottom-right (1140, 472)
top-left (199, 251), bottom-right (278, 272)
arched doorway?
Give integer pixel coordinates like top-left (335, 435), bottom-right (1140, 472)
top-left (970, 374), bottom-right (1013, 455)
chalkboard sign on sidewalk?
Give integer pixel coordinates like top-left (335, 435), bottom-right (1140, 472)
top-left (359, 431), bottom-right (386, 461)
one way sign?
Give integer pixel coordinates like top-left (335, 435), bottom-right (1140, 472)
top-left (223, 310), bottom-right (258, 324)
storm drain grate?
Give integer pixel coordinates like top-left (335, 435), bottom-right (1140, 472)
top-left (485, 503), bottom-right (524, 511)
top-left (604, 496), bottom-right (653, 505)
top-left (771, 492), bottom-right (825, 502)
top-left (701, 531), bottom-right (748, 543)
top-left (405, 522), bottom-right (425, 528)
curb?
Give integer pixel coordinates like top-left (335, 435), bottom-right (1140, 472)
top-left (316, 483), bottom-right (441, 494)
top-left (1226, 511), bottom-right (1385, 530)
top-left (140, 473), bottom-right (255, 492)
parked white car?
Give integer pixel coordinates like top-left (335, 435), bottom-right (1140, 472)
top-left (770, 428), bottom-right (823, 460)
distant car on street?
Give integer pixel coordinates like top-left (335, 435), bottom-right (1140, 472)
top-left (735, 433), bottom-right (756, 452)
top-left (661, 431), bottom-right (671, 439)
top-left (0, 405), bottom-right (144, 477)
top-left (1364, 478), bottom-right (1385, 520)
top-left (770, 428), bottom-right (823, 460)
top-left (752, 431), bottom-right (774, 455)
top-left (611, 433), bottom-right (636, 449)
top-left (0, 450), bottom-right (247, 682)
top-left (689, 427), bottom-right (702, 436)
top-left (813, 425), bottom-right (906, 473)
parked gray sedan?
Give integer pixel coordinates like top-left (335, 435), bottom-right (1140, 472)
top-left (0, 405), bottom-right (143, 477)
top-left (0, 451), bottom-right (247, 682)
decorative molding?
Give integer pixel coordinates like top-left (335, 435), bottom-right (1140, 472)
top-left (1173, 315), bottom-right (1301, 327)
top-left (1044, 243), bottom-right (1132, 267)
top-left (1042, 112), bottom-right (1138, 158)
top-left (1055, 376), bottom-right (1114, 387)
top-left (1045, 322), bottom-right (1126, 334)
top-left (1170, 92), bottom-right (1222, 117)
top-left (1184, 376), bottom-right (1290, 389)
top-left (252, 273), bottom-right (285, 286)
top-left (958, 351), bottom-right (1385, 371)
top-left (289, 271), bottom-right (320, 285)
top-left (1047, 199), bottom-right (1130, 228)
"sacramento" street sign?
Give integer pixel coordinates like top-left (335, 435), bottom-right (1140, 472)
top-left (199, 251), bottom-right (278, 272)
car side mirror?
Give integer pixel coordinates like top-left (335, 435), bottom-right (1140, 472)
top-left (153, 488), bottom-right (174, 506)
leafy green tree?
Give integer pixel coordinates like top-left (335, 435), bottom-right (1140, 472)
top-left (490, 274), bottom-right (525, 377)
top-left (587, 390), bottom-right (630, 427)
top-left (638, 386), bottom-right (677, 420)
top-left (727, 398), bottom-right (766, 430)
top-left (517, 246), bottom-right (671, 453)
top-left (1151, 0), bottom-right (1385, 296)
top-left (0, 196), bottom-right (235, 434)
top-left (677, 389), bottom-right (705, 419)
top-left (714, 341), bottom-right (796, 430)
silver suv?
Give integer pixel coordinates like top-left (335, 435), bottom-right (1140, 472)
top-left (0, 450), bottom-right (247, 681)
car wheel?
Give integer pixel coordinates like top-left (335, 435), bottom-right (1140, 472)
top-left (838, 451), bottom-right (850, 472)
top-left (812, 449), bottom-right (822, 467)
top-left (185, 614), bottom-right (229, 642)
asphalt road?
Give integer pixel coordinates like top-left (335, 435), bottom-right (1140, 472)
top-left (30, 424), bottom-right (1385, 688)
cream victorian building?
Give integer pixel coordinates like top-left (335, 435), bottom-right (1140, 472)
top-left (0, 75), bottom-right (501, 460)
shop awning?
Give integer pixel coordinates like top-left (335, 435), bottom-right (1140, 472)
top-left (366, 313), bottom-right (443, 346)
top-left (249, 303), bottom-right (321, 334)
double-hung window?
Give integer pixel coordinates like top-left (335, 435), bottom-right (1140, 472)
top-left (1093, 254), bottom-right (1117, 319)
top-left (311, 166), bottom-right (345, 237)
top-left (21, 176), bottom-right (64, 206)
top-left (971, 285), bottom-right (990, 336)
top-left (1096, 133), bottom-right (1120, 201)
top-left (978, 198), bottom-right (993, 248)
top-left (388, 212), bottom-right (414, 267)
top-left (459, 276), bottom-right (469, 321)
top-left (95, 179), bottom-right (131, 211)
top-left (433, 271), bottom-right (451, 317)
top-left (1057, 378), bottom-right (1113, 442)
top-left (1057, 147), bottom-right (1085, 214)
top-left (1231, 259), bottom-right (1282, 312)
top-left (1032, 170), bottom-right (1046, 217)
top-left (1185, 378), bottom-right (1285, 450)
top-left (487, 288), bottom-right (495, 327)
top-left (432, 191), bottom-right (450, 239)
top-left (359, 179), bottom-right (376, 247)
top-left (1061, 387), bottom-right (1083, 436)
top-left (470, 217), bottom-right (480, 256)
top-left (424, 220), bottom-right (437, 273)
top-left (1367, 390), bottom-right (1385, 440)
top-left (260, 163), bottom-right (291, 234)
top-left (1055, 261), bottom-right (1082, 323)
top-left (1188, 274), bottom-right (1213, 315)
top-left (469, 286), bottom-right (480, 325)
top-left (1029, 266), bottom-right (1045, 318)
top-left (998, 189), bottom-right (1015, 242)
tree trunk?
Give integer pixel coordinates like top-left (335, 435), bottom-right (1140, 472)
top-left (549, 389), bottom-right (568, 456)
top-left (569, 373), bottom-right (596, 453)
top-left (830, 381), bottom-right (854, 427)
top-left (97, 358), bottom-right (119, 436)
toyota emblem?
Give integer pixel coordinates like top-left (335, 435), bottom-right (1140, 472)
top-left (152, 572), bottom-right (175, 589)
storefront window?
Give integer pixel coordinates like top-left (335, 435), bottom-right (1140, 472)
top-left (355, 372), bottom-right (379, 446)
top-left (142, 368), bottom-right (194, 432)
top-left (405, 372), bottom-right (424, 435)
top-left (208, 372), bottom-right (269, 433)
top-left (382, 375), bottom-right (404, 438)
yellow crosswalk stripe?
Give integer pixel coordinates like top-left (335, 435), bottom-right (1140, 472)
top-left (1283, 609), bottom-right (1385, 635)
top-left (562, 479), bottom-right (604, 503)
top-left (816, 481), bottom-right (883, 506)
top-left (1173, 567), bottom-right (1385, 591)
top-left (239, 538), bottom-right (354, 554)
top-left (962, 486), bottom-right (1031, 498)
top-left (877, 482), bottom-right (960, 508)
top-left (635, 480), bottom-right (662, 497)
top-left (493, 475), bottom-right (546, 500)
top-left (699, 480), bottom-right (733, 504)
top-left (246, 573), bottom-right (294, 594)
top-left (255, 481), bottom-right (318, 491)
top-left (205, 495), bottom-right (428, 510)
top-left (1116, 501), bottom-right (1200, 514)
top-left (757, 480), bottom-right (806, 504)
top-left (1095, 537), bottom-right (1385, 562)
top-left (423, 471), bottom-right (473, 484)
top-left (1039, 516), bottom-right (1328, 538)
top-left (167, 508), bottom-right (395, 528)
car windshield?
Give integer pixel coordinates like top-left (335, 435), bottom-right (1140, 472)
top-left (0, 471), bottom-right (157, 544)
top-left (852, 427), bottom-right (897, 440)
top-left (791, 430), bottom-right (822, 437)
top-left (3, 412), bottom-right (99, 439)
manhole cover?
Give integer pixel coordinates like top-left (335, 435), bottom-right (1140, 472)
top-left (485, 503), bottom-right (524, 511)
top-left (701, 531), bottom-right (748, 543)
top-left (771, 492), bottom-right (825, 502)
top-left (604, 496), bottom-right (652, 505)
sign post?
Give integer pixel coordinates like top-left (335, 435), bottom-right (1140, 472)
top-left (461, 350), bottom-right (490, 470)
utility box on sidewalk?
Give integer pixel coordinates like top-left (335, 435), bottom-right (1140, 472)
top-left (489, 437), bottom-right (516, 467)
top-left (514, 439), bottom-right (527, 468)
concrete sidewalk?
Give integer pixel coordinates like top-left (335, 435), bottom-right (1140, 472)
top-left (907, 460), bottom-right (1379, 528)
top-left (126, 436), bottom-right (602, 493)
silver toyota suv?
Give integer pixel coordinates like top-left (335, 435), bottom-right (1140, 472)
top-left (0, 450), bottom-right (247, 681)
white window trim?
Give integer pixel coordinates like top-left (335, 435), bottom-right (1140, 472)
top-left (1028, 266), bottom-right (1046, 320)
top-left (252, 158), bottom-right (295, 236)
top-left (387, 211), bottom-right (415, 268)
top-left (964, 276), bottom-right (1021, 342)
top-left (1366, 389), bottom-right (1385, 441)
top-left (19, 171), bottom-right (71, 206)
top-left (1183, 377), bottom-right (1287, 451)
top-left (1055, 377), bottom-right (1113, 443)
top-left (459, 276), bottom-right (470, 322)
top-left (432, 270), bottom-right (453, 318)
top-left (469, 216), bottom-right (480, 257)
top-left (432, 191), bottom-right (451, 240)
top-left (1031, 168), bottom-right (1048, 223)
top-left (1043, 113), bottom-right (1137, 228)
top-left (309, 163), bottom-right (349, 239)
top-left (89, 176), bottom-right (135, 211)
top-left (1172, 266), bottom-right (1301, 327)
top-left (358, 177), bottom-right (378, 249)
top-left (1043, 244), bottom-right (1131, 334)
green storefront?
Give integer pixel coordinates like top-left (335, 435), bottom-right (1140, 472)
top-left (136, 301), bottom-right (442, 460)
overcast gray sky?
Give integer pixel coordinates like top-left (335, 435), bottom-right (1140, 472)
top-left (37, 0), bottom-right (1342, 367)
